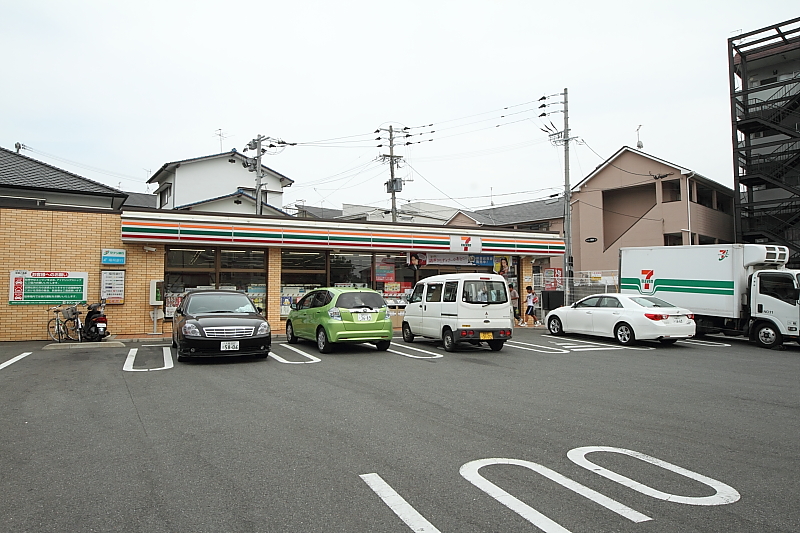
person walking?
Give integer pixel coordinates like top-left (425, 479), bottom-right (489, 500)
top-left (523, 285), bottom-right (535, 326)
top-left (509, 283), bottom-right (520, 325)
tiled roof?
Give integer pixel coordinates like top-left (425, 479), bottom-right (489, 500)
top-left (122, 191), bottom-right (158, 208)
top-left (0, 146), bottom-right (127, 197)
top-left (470, 198), bottom-right (565, 225)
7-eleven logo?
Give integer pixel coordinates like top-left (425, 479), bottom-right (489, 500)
top-left (461, 236), bottom-right (472, 251)
top-left (641, 269), bottom-right (654, 291)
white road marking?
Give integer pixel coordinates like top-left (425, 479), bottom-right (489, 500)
top-left (567, 446), bottom-right (741, 506)
top-left (360, 473), bottom-right (442, 533)
top-left (389, 344), bottom-right (443, 359)
top-left (679, 339), bottom-right (731, 347)
top-left (505, 341), bottom-right (571, 354)
top-left (0, 352), bottom-right (32, 371)
top-left (270, 344), bottom-right (321, 364)
top-left (123, 347), bottom-right (174, 372)
top-left (549, 338), bottom-right (655, 351)
top-left (460, 457), bottom-right (651, 531)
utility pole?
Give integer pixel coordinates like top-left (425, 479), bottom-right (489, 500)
top-left (539, 88), bottom-right (573, 304)
top-left (379, 125), bottom-right (403, 222)
top-left (562, 88), bottom-right (572, 306)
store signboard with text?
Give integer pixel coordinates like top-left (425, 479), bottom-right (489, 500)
top-left (9, 270), bottom-right (88, 305)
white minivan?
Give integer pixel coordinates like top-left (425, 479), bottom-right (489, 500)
top-left (402, 273), bottom-right (514, 351)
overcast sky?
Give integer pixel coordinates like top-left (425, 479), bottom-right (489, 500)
top-left (2, 2), bottom-right (798, 214)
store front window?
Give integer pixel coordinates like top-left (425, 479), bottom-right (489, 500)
top-left (330, 252), bottom-right (372, 286)
top-left (164, 247), bottom-right (267, 317)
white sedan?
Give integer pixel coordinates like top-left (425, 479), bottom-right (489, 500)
top-left (545, 293), bottom-right (695, 345)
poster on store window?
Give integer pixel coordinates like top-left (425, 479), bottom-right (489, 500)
top-left (375, 259), bottom-right (395, 281)
top-left (544, 268), bottom-right (563, 290)
top-left (494, 256), bottom-right (511, 277)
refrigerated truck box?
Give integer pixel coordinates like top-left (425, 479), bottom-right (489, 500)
top-left (619, 244), bottom-right (800, 346)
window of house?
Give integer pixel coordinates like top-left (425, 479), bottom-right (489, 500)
top-left (662, 180), bottom-right (681, 202)
top-left (159, 186), bottom-right (171, 208)
top-left (696, 183), bottom-right (714, 208)
top-left (664, 233), bottom-right (682, 246)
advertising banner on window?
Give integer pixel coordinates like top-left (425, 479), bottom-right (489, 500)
top-left (9, 270), bottom-right (88, 305)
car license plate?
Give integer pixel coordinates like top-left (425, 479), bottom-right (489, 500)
top-left (673, 317), bottom-right (684, 324)
top-left (358, 313), bottom-right (372, 322)
top-left (480, 332), bottom-right (493, 340)
top-left (221, 341), bottom-right (239, 351)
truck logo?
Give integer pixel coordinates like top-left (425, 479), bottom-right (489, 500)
top-left (719, 250), bottom-right (729, 261)
top-left (640, 270), bottom-right (655, 293)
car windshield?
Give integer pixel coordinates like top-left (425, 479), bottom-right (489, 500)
top-left (629, 296), bottom-right (677, 308)
top-left (335, 291), bottom-right (387, 309)
top-left (463, 280), bottom-right (508, 304)
top-left (186, 293), bottom-right (256, 314)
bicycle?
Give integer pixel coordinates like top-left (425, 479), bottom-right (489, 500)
top-left (62, 304), bottom-right (83, 342)
top-left (47, 306), bottom-right (72, 342)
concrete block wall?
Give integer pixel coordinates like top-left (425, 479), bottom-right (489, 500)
top-left (0, 207), bottom-right (165, 341)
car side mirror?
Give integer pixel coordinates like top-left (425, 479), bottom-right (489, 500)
top-left (174, 308), bottom-right (183, 316)
top-left (790, 288), bottom-right (800, 301)
top-left (256, 307), bottom-right (263, 314)
top-left (290, 303), bottom-right (297, 310)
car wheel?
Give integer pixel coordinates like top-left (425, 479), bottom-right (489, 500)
top-left (316, 327), bottom-right (333, 354)
top-left (442, 329), bottom-right (456, 352)
top-left (547, 316), bottom-right (564, 335)
top-left (402, 322), bottom-right (414, 342)
top-left (172, 336), bottom-right (177, 348)
top-left (659, 338), bottom-right (678, 345)
top-left (286, 321), bottom-right (298, 344)
top-left (375, 340), bottom-right (391, 351)
top-left (487, 340), bottom-right (504, 351)
top-left (615, 322), bottom-right (636, 346)
top-left (755, 323), bottom-right (782, 349)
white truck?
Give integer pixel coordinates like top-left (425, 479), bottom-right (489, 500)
top-left (619, 244), bottom-right (800, 348)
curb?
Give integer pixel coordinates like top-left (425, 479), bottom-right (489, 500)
top-left (43, 341), bottom-right (127, 350)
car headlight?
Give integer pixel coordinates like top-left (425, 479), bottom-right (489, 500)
top-left (257, 322), bottom-right (271, 335)
top-left (182, 323), bottom-right (201, 336)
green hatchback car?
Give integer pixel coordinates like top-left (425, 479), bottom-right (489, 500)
top-left (285, 287), bottom-right (393, 353)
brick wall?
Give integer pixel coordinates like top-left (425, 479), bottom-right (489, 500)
top-left (0, 207), bottom-right (165, 341)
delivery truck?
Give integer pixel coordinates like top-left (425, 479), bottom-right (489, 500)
top-left (619, 244), bottom-right (800, 348)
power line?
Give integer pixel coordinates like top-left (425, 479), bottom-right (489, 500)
top-left (18, 145), bottom-right (145, 184)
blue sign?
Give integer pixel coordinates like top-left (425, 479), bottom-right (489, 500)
top-left (471, 254), bottom-right (495, 266)
top-left (101, 249), bottom-right (126, 265)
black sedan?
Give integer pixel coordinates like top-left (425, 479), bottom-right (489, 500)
top-left (172, 290), bottom-right (271, 362)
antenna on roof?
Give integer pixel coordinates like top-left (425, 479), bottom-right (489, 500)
top-left (214, 129), bottom-right (232, 152)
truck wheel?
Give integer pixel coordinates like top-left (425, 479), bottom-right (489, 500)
top-left (402, 322), bottom-right (414, 343)
top-left (755, 323), bottom-right (782, 349)
top-left (487, 340), bottom-right (504, 351)
top-left (614, 322), bottom-right (636, 346)
top-left (442, 329), bottom-right (456, 352)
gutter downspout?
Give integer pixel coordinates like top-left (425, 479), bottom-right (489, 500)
top-left (686, 172), bottom-right (695, 245)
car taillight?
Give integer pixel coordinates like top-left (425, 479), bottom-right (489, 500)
top-left (328, 307), bottom-right (341, 320)
top-left (686, 314), bottom-right (694, 320)
top-left (645, 313), bottom-right (669, 321)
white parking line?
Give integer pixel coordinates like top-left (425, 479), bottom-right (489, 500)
top-left (679, 339), bottom-right (732, 347)
top-left (0, 352), bottom-right (32, 371)
top-left (122, 347), bottom-right (174, 372)
top-left (270, 344), bottom-right (321, 364)
top-left (388, 344), bottom-right (443, 359)
top-left (549, 338), bottom-right (655, 351)
top-left (506, 341), bottom-right (571, 354)
top-left (360, 473), bottom-right (442, 533)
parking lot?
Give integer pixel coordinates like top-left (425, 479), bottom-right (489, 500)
top-left (1, 328), bottom-right (798, 532)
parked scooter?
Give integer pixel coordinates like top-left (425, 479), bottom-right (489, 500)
top-left (82, 301), bottom-right (109, 341)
